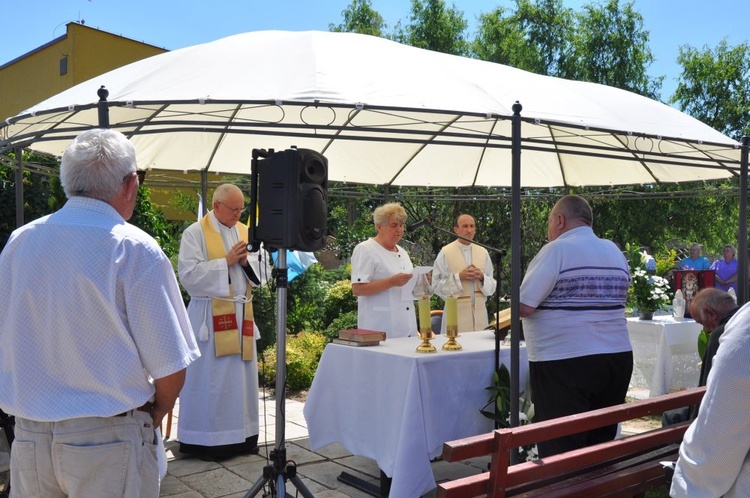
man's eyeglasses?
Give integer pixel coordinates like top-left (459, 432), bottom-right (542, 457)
top-left (218, 201), bottom-right (244, 215)
top-left (123, 170), bottom-right (147, 186)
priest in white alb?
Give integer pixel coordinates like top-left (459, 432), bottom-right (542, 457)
top-left (177, 183), bottom-right (271, 461)
top-left (433, 214), bottom-right (497, 333)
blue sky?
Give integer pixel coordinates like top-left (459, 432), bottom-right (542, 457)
top-left (3, 0), bottom-right (748, 102)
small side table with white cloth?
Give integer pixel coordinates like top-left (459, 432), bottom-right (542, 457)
top-left (626, 316), bottom-right (703, 397)
top-left (303, 332), bottom-right (529, 498)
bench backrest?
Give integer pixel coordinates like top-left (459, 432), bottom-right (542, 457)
top-left (439, 387), bottom-right (705, 498)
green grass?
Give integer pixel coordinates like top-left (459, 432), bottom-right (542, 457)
top-left (646, 485), bottom-right (670, 497)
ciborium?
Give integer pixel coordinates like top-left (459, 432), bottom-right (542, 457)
top-left (412, 273), bottom-right (436, 353)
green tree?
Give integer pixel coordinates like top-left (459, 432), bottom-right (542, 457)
top-left (569, 0), bottom-right (660, 98)
top-left (472, 0), bottom-right (575, 76)
top-left (329, 0), bottom-right (387, 37)
top-left (0, 151), bottom-right (65, 251)
top-left (577, 183), bottom-right (740, 263)
top-left (0, 152), bottom-right (181, 258)
top-left (130, 185), bottom-right (182, 259)
top-left (671, 39), bottom-right (750, 140)
top-left (472, 0), bottom-right (661, 99)
top-left (392, 0), bottom-right (469, 56)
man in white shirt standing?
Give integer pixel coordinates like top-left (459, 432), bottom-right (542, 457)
top-left (0, 129), bottom-right (200, 497)
top-left (433, 214), bottom-right (497, 332)
top-left (520, 195), bottom-right (632, 458)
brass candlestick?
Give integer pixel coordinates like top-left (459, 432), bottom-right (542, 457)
top-left (412, 273), bottom-right (436, 353)
top-left (442, 295), bottom-right (462, 350)
top-left (416, 297), bottom-right (436, 353)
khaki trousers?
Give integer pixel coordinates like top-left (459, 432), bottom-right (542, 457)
top-left (11, 410), bottom-right (158, 498)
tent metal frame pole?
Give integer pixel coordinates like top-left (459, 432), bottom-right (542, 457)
top-left (14, 147), bottom-right (23, 228)
top-left (200, 170), bottom-right (208, 217)
top-left (97, 86), bottom-right (110, 128)
top-left (739, 135), bottom-right (749, 305)
top-left (509, 101), bottom-right (523, 464)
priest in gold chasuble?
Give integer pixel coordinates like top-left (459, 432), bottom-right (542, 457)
top-left (433, 214), bottom-right (497, 333)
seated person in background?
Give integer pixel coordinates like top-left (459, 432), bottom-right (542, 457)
top-left (679, 243), bottom-right (711, 270)
top-left (711, 244), bottom-right (738, 293)
top-left (670, 298), bottom-right (750, 497)
top-left (662, 288), bottom-right (739, 425)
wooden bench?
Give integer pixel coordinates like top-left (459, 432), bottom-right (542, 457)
top-left (438, 387), bottom-right (706, 498)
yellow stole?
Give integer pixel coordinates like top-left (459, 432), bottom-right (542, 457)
top-left (444, 240), bottom-right (488, 332)
top-left (444, 240), bottom-right (486, 299)
top-left (200, 214), bottom-right (254, 361)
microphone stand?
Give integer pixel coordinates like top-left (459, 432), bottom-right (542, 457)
top-left (415, 220), bottom-right (508, 428)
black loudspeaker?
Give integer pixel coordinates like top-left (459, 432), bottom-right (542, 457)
top-left (255, 148), bottom-right (328, 252)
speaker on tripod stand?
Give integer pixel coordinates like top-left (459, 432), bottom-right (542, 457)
top-left (244, 147), bottom-right (328, 498)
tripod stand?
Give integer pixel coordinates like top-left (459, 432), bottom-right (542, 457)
top-left (245, 250), bottom-right (314, 498)
top-left (0, 408), bottom-right (13, 498)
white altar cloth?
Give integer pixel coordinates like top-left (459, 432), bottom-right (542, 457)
top-left (303, 332), bottom-right (529, 498)
top-left (627, 316), bottom-right (703, 397)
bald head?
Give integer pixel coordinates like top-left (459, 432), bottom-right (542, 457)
top-left (690, 288), bottom-right (738, 333)
top-left (547, 195), bottom-right (593, 241)
top-left (212, 183), bottom-right (245, 228)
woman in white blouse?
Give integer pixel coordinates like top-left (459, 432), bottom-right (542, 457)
top-left (350, 202), bottom-right (417, 338)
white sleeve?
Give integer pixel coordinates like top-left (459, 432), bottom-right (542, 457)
top-left (671, 317), bottom-right (750, 497)
top-left (431, 250), bottom-right (456, 299)
top-left (480, 251), bottom-right (497, 297)
top-left (177, 223), bottom-right (230, 298)
top-left (351, 242), bottom-right (374, 284)
top-left (519, 243), bottom-right (559, 308)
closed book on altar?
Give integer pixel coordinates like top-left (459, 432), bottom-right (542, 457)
top-left (332, 338), bottom-right (381, 347)
top-left (338, 328), bottom-right (387, 342)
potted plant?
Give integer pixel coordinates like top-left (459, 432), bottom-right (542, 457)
top-left (481, 364), bottom-right (537, 461)
top-left (626, 244), bottom-right (671, 319)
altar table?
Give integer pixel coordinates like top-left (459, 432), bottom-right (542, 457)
top-left (303, 332), bottom-right (529, 498)
top-left (627, 316), bottom-right (703, 397)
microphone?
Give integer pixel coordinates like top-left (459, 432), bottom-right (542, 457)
top-left (407, 217), bottom-right (433, 231)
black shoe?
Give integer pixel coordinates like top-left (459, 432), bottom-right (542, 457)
top-left (241, 445), bottom-right (260, 456)
top-left (198, 449), bottom-right (233, 462)
top-left (198, 445), bottom-right (259, 461)
top-left (178, 442), bottom-right (201, 455)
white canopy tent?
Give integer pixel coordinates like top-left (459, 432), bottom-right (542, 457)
top-left (1, 30), bottom-right (742, 187)
top-left (2, 30), bottom-right (747, 435)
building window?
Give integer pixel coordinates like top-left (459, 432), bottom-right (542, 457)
top-left (60, 56), bottom-right (68, 75)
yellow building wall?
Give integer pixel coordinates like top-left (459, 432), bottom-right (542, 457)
top-left (0, 22), bottom-right (166, 121)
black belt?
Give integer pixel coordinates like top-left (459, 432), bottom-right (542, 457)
top-left (116, 401), bottom-right (154, 417)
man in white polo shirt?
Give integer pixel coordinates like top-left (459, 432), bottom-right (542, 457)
top-left (520, 195), bottom-right (632, 458)
top-left (0, 129), bottom-right (200, 497)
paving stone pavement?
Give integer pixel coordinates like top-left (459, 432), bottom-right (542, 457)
top-left (159, 394), bottom-right (489, 497)
top-left (0, 390), bottom-right (648, 497)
